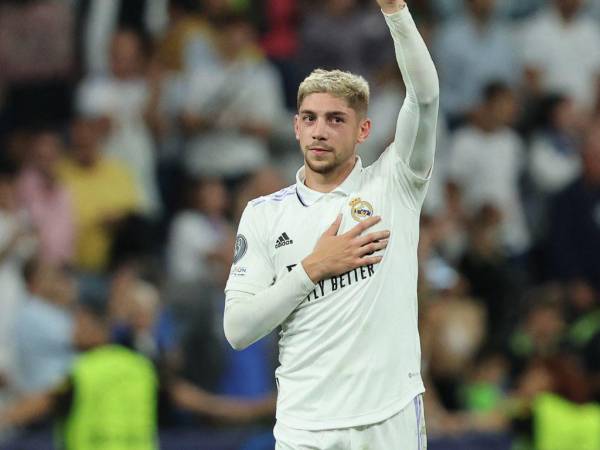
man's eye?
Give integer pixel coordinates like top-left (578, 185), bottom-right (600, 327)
top-left (303, 115), bottom-right (315, 122)
top-left (332, 117), bottom-right (344, 123)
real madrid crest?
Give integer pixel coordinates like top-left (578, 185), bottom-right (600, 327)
top-left (349, 197), bottom-right (374, 222)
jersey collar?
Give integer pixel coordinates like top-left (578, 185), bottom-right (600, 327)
top-left (295, 157), bottom-right (363, 207)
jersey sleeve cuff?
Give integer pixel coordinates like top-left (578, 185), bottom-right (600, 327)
top-left (293, 261), bottom-right (317, 293)
top-left (382, 5), bottom-right (413, 38)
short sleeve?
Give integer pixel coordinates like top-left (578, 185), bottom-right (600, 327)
top-left (225, 203), bottom-right (275, 294)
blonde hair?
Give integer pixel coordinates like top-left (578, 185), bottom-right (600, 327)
top-left (297, 69), bottom-right (370, 116)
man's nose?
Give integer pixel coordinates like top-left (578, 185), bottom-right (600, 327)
top-left (312, 118), bottom-right (328, 140)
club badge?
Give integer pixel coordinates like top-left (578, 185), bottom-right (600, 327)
top-left (349, 197), bottom-right (374, 222)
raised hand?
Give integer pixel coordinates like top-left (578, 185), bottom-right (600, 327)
top-left (302, 215), bottom-right (390, 283)
top-left (376, 0), bottom-right (406, 14)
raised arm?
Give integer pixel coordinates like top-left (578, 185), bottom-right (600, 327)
top-left (379, 0), bottom-right (439, 178)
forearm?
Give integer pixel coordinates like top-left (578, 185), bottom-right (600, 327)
top-left (0, 393), bottom-right (54, 428)
top-left (384, 7), bottom-right (439, 104)
top-left (224, 265), bottom-right (315, 350)
top-left (384, 6), bottom-right (439, 176)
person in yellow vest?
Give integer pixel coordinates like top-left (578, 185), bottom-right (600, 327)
top-left (0, 301), bottom-right (276, 448)
top-left (0, 301), bottom-right (158, 450)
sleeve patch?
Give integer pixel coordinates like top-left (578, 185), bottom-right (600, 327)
top-left (233, 234), bottom-right (248, 263)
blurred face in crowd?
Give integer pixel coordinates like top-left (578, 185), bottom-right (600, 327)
top-left (555, 0), bottom-right (583, 20)
top-left (487, 89), bottom-right (518, 128)
top-left (219, 20), bottom-right (256, 59)
top-left (30, 131), bottom-right (63, 178)
top-left (203, 0), bottom-right (231, 18)
top-left (550, 98), bottom-right (578, 132)
top-left (0, 175), bottom-right (16, 211)
top-left (295, 93), bottom-right (371, 180)
top-left (70, 118), bottom-right (102, 167)
top-left (582, 128), bottom-right (600, 185)
top-left (28, 262), bottom-right (76, 307)
top-left (110, 30), bottom-right (144, 79)
top-left (327, 0), bottom-right (358, 15)
top-left (192, 178), bottom-right (228, 216)
top-left (466, 0), bottom-right (496, 21)
top-left (73, 307), bottom-right (109, 351)
top-left (526, 304), bottom-right (565, 350)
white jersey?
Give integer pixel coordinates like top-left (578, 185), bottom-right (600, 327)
top-left (225, 5), bottom-right (438, 432)
top-left (226, 151), bottom-right (429, 430)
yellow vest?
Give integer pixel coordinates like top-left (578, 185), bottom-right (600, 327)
top-left (62, 345), bottom-right (158, 450)
top-left (534, 393), bottom-right (600, 450)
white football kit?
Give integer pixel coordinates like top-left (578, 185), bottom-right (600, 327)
top-left (224, 5), bottom-right (438, 448)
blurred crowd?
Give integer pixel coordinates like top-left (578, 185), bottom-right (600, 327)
top-left (0, 0), bottom-right (599, 448)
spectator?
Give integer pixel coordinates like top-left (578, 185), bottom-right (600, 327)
top-left (259, 0), bottom-right (301, 108)
top-left (74, 0), bottom-right (168, 76)
top-left (526, 94), bottom-right (582, 240)
top-left (0, 0), bottom-right (74, 130)
top-left (0, 159), bottom-right (37, 391)
top-left (77, 29), bottom-right (162, 217)
top-left (434, 0), bottom-right (519, 123)
top-left (17, 128), bottom-right (75, 266)
top-left (519, 0), bottom-right (600, 111)
top-left (154, 0), bottom-right (216, 73)
top-left (1, 301), bottom-right (159, 450)
top-left (297, 0), bottom-right (365, 77)
top-left (58, 116), bottom-right (140, 273)
top-left (166, 177), bottom-right (233, 283)
top-left (15, 259), bottom-right (76, 394)
top-left (547, 126), bottom-right (600, 293)
top-left (446, 82), bottom-right (530, 256)
top-left (180, 13), bottom-right (285, 180)
top-left (460, 204), bottom-right (524, 343)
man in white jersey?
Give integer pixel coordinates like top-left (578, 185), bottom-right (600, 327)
top-left (224, 0), bottom-right (439, 447)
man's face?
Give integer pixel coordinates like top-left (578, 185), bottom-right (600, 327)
top-left (294, 93), bottom-right (370, 176)
top-left (467, 0), bottom-right (496, 20)
top-left (110, 31), bottom-right (143, 79)
top-left (555, 0), bottom-right (582, 19)
top-left (31, 132), bottom-right (62, 175)
top-left (582, 129), bottom-right (600, 185)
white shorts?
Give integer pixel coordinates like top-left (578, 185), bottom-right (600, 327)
top-left (274, 394), bottom-right (426, 450)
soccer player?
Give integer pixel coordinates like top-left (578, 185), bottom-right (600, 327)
top-left (224, 0), bottom-right (439, 447)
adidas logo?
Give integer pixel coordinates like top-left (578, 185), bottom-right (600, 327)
top-left (275, 232), bottom-right (293, 249)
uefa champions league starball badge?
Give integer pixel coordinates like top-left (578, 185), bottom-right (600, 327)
top-left (349, 198), bottom-right (374, 222)
top-left (233, 234), bottom-right (248, 263)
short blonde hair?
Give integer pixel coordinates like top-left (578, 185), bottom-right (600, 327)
top-left (297, 69), bottom-right (370, 116)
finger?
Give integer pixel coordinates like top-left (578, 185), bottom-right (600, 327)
top-left (356, 255), bottom-right (383, 266)
top-left (357, 239), bottom-right (388, 256)
top-left (355, 230), bottom-right (390, 247)
top-left (324, 214), bottom-right (343, 236)
top-left (345, 215), bottom-right (382, 238)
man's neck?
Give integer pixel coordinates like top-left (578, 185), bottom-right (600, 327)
top-left (304, 158), bottom-right (356, 193)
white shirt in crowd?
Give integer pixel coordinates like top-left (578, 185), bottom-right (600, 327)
top-left (446, 125), bottom-right (530, 254)
top-left (166, 211), bottom-right (229, 283)
top-left (519, 7), bottom-right (600, 109)
top-left (183, 58), bottom-right (285, 178)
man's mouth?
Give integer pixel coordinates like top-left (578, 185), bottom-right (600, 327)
top-left (308, 146), bottom-right (333, 156)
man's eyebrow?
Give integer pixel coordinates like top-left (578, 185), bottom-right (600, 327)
top-left (299, 109), bottom-right (349, 116)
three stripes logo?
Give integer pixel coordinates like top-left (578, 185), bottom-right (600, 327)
top-left (275, 232), bottom-right (293, 249)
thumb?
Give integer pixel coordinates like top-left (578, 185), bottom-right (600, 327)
top-left (325, 214), bottom-right (342, 236)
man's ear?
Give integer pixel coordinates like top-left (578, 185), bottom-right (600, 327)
top-left (357, 118), bottom-right (372, 144)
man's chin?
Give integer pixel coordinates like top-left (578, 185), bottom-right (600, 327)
top-left (305, 157), bottom-right (337, 174)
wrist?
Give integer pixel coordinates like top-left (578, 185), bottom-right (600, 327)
top-left (381, 1), bottom-right (406, 14)
top-left (301, 255), bottom-right (325, 283)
